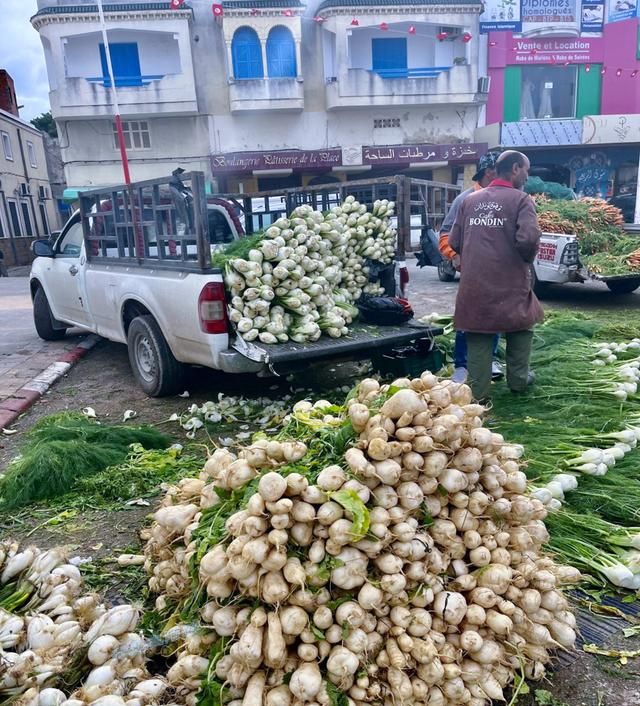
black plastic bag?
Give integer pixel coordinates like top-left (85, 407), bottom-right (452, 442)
top-left (357, 295), bottom-right (414, 326)
top-left (365, 259), bottom-right (397, 296)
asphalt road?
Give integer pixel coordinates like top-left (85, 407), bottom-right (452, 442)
top-left (406, 261), bottom-right (640, 316)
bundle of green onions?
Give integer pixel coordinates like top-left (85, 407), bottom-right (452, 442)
top-left (482, 314), bottom-right (640, 590)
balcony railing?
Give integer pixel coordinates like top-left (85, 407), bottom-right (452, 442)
top-left (371, 66), bottom-right (451, 79)
top-left (326, 65), bottom-right (479, 110)
top-left (86, 74), bottom-right (165, 88)
top-left (51, 74), bottom-right (198, 118)
top-left (229, 78), bottom-right (304, 113)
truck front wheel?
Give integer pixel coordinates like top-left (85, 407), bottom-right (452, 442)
top-left (33, 287), bottom-right (67, 341)
top-left (127, 315), bottom-right (184, 397)
top-left (606, 279), bottom-right (640, 295)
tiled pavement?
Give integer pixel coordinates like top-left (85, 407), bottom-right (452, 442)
top-left (0, 275), bottom-right (97, 428)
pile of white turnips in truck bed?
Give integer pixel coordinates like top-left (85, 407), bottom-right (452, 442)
top-left (223, 197), bottom-right (397, 343)
top-left (1, 373), bottom-right (581, 706)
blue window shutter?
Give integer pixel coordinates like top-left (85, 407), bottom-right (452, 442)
top-left (372, 38), bottom-right (408, 74)
top-left (266, 26), bottom-right (296, 78)
top-left (100, 43), bottom-right (142, 87)
top-left (232, 28), bottom-right (264, 79)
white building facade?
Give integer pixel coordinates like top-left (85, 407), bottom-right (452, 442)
top-left (0, 108), bottom-right (61, 265)
top-left (32, 0), bottom-right (489, 195)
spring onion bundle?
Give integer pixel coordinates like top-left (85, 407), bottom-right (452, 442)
top-left (218, 198), bottom-right (397, 344)
top-left (545, 509), bottom-right (640, 589)
top-left (525, 334), bottom-right (640, 511)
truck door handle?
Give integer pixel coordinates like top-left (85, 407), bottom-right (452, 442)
top-left (69, 265), bottom-right (79, 276)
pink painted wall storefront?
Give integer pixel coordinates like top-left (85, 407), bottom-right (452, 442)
top-left (486, 21), bottom-right (640, 123)
top-left (479, 19), bottom-right (640, 218)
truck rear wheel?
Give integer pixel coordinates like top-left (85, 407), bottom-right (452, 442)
top-left (127, 315), bottom-right (185, 397)
top-left (606, 279), bottom-right (640, 295)
top-left (33, 287), bottom-right (67, 341)
top-left (437, 261), bottom-right (457, 282)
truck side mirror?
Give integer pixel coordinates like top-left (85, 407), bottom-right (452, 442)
top-left (32, 239), bottom-right (55, 258)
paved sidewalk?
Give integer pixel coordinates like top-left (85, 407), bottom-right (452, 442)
top-left (0, 277), bottom-right (99, 428)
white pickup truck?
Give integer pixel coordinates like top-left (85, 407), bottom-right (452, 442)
top-left (435, 232), bottom-right (640, 296)
top-left (29, 173), bottom-right (440, 396)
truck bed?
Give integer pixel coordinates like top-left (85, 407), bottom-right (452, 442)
top-left (219, 322), bottom-right (443, 374)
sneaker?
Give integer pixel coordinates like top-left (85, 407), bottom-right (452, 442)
top-left (452, 367), bottom-right (468, 383)
top-left (510, 370), bottom-right (536, 393)
top-left (491, 360), bottom-right (504, 380)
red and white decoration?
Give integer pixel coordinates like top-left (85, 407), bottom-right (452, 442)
top-left (170, 0), bottom-right (185, 8)
top-left (212, 3), bottom-right (223, 16)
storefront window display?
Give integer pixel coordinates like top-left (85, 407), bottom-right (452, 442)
top-left (520, 65), bottom-right (577, 119)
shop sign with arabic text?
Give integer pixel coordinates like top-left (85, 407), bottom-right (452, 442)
top-left (362, 143), bottom-right (487, 166)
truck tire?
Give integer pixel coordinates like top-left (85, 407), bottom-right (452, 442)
top-left (437, 261), bottom-right (457, 282)
top-left (33, 287), bottom-right (67, 341)
top-left (606, 279), bottom-right (640, 295)
top-left (127, 315), bottom-right (185, 397)
top-left (532, 267), bottom-right (552, 299)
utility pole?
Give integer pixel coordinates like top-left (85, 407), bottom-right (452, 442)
top-left (97, 0), bottom-right (131, 185)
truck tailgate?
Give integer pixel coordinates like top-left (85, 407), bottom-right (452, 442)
top-left (232, 322), bottom-right (442, 366)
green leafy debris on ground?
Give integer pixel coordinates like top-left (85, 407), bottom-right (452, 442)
top-left (76, 444), bottom-right (202, 502)
top-left (0, 412), bottom-right (171, 508)
top-left (81, 557), bottom-right (148, 604)
top-left (533, 690), bottom-right (570, 706)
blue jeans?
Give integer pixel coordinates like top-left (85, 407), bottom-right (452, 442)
top-left (454, 331), bottom-right (499, 368)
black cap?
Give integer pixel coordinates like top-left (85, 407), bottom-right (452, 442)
top-left (472, 152), bottom-right (500, 182)
top-left (172, 167), bottom-right (186, 176)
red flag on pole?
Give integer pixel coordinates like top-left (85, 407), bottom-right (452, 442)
top-left (212, 3), bottom-right (223, 16)
top-left (170, 0), bottom-right (185, 9)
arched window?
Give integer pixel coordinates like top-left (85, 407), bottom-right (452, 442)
top-left (266, 26), bottom-right (297, 78)
top-left (232, 27), bottom-right (263, 79)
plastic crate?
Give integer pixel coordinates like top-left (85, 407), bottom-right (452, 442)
top-left (372, 340), bottom-right (445, 378)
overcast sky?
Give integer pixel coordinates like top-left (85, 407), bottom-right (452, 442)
top-left (1, 0), bottom-right (50, 122)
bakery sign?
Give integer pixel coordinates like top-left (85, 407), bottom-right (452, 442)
top-left (211, 149), bottom-right (342, 173)
top-left (509, 37), bottom-right (603, 64)
top-left (362, 143), bottom-right (486, 166)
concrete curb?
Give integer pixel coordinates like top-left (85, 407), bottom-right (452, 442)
top-left (0, 335), bottom-right (102, 431)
